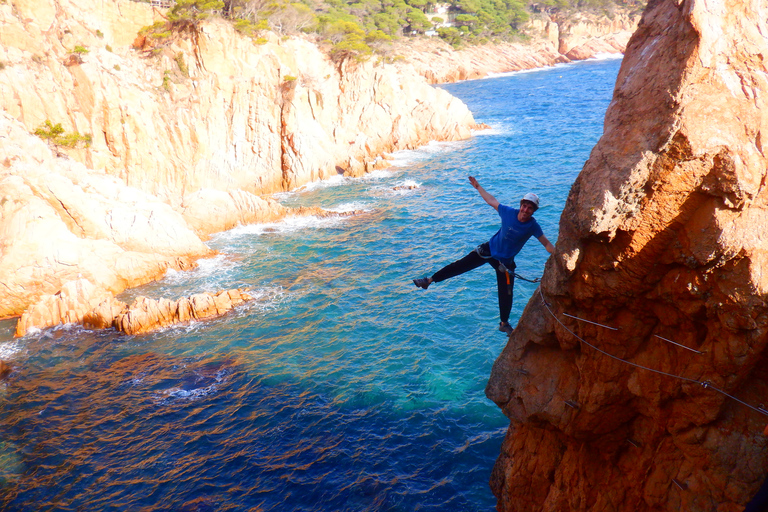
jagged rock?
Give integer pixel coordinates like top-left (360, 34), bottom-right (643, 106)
top-left (18, 286), bottom-right (253, 336)
top-left (0, 0), bottom-right (485, 317)
top-left (0, 360), bottom-right (11, 380)
top-left (112, 289), bottom-right (253, 335)
top-left (82, 295), bottom-right (126, 331)
top-left (554, 11), bottom-right (638, 57)
top-left (487, 0), bottom-right (768, 510)
top-left (15, 279), bottom-right (114, 337)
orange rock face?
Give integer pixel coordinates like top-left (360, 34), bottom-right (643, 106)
top-left (486, 0), bottom-right (768, 510)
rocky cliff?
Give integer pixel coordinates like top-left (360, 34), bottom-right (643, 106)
top-left (0, 0), bottom-right (479, 326)
top-left (486, 0), bottom-right (768, 510)
top-left (396, 11), bottom-right (639, 84)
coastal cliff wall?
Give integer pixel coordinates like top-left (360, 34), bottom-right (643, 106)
top-left (0, 0), bottom-right (477, 202)
top-left (486, 0), bottom-right (768, 510)
top-left (396, 11), bottom-right (640, 84)
top-left (0, 0), bottom-right (479, 323)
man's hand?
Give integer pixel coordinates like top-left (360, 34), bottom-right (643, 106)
top-left (469, 176), bottom-right (499, 210)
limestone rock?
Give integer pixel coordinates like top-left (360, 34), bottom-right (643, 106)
top-left (180, 188), bottom-right (291, 237)
top-left (14, 278), bottom-right (113, 336)
top-left (487, 0), bottom-right (768, 510)
top-left (0, 112), bottom-right (211, 318)
top-left (16, 283), bottom-right (253, 336)
top-left (0, 1), bottom-right (482, 203)
top-left (113, 289), bottom-right (253, 335)
top-left (555, 11), bottom-right (639, 57)
top-left (394, 12), bottom-right (639, 84)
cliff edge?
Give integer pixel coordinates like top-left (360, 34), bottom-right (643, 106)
top-left (486, 0), bottom-right (768, 510)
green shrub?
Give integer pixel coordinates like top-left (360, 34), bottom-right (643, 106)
top-left (34, 120), bottom-right (93, 148)
top-left (254, 37), bottom-right (269, 45)
top-left (168, 0), bottom-right (225, 22)
top-left (283, 75), bottom-right (297, 81)
top-left (96, 29), bottom-right (104, 38)
top-left (175, 52), bottom-right (189, 76)
top-left (105, 44), bottom-right (113, 52)
top-left (331, 33), bottom-right (372, 62)
top-left (162, 71), bottom-right (171, 91)
top-left (73, 45), bottom-right (89, 54)
top-left (139, 21), bottom-right (167, 35)
top-left (114, 64), bottom-right (121, 71)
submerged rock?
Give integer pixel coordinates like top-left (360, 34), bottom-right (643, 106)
top-left (487, 0), bottom-right (768, 510)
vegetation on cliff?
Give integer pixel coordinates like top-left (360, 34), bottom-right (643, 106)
top-left (138, 0), bottom-right (643, 57)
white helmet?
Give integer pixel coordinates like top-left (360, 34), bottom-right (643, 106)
top-left (521, 192), bottom-right (540, 209)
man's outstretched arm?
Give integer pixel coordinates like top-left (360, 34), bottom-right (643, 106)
top-left (538, 235), bottom-right (555, 254)
top-left (469, 176), bottom-right (500, 211)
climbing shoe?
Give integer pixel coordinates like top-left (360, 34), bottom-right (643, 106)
top-left (413, 278), bottom-right (431, 290)
top-left (499, 322), bottom-right (514, 335)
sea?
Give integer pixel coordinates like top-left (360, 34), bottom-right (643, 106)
top-left (0, 56), bottom-right (621, 511)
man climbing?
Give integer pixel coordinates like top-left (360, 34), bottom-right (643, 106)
top-left (412, 176), bottom-right (555, 335)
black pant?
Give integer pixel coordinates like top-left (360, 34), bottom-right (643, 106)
top-left (431, 247), bottom-right (515, 324)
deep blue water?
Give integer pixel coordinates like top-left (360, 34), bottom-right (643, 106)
top-left (0, 57), bottom-right (621, 511)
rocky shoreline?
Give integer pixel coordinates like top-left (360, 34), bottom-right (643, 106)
top-left (0, 0), bottom-right (636, 337)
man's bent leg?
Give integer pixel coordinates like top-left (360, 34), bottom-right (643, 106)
top-left (432, 250), bottom-right (487, 283)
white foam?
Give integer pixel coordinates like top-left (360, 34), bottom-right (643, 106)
top-left (484, 55), bottom-right (622, 81)
top-left (485, 63), bottom-right (566, 79)
top-left (222, 214), bottom-right (347, 238)
top-left (358, 168), bottom-right (398, 181)
top-left (0, 341), bottom-right (22, 360)
top-left (154, 368), bottom-right (231, 403)
top-left (295, 174), bottom-right (348, 193)
top-left (472, 123), bottom-right (507, 136)
top-left (388, 140), bottom-right (460, 168)
top-left (326, 201), bottom-right (371, 213)
top-left (157, 384), bottom-right (217, 401)
top-left (162, 254), bottom-right (237, 285)
top-left (270, 191), bottom-right (296, 201)
top-left (591, 52), bottom-right (624, 61)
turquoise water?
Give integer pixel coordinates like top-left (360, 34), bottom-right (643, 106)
top-left (0, 57), bottom-right (621, 510)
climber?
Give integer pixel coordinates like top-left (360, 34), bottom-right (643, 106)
top-left (412, 176), bottom-right (555, 335)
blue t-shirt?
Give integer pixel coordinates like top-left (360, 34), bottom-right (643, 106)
top-left (488, 205), bottom-right (543, 265)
